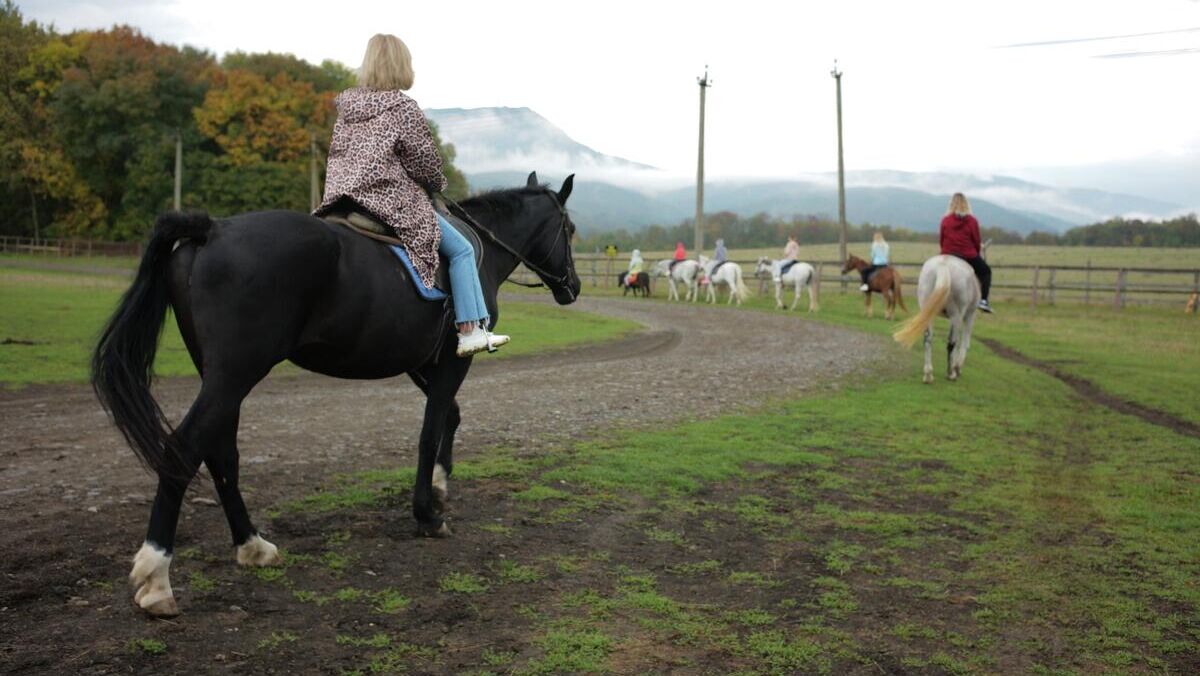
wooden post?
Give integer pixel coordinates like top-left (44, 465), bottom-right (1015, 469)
top-left (1031, 266), bottom-right (1040, 309)
top-left (1114, 268), bottom-right (1126, 309)
top-left (695, 68), bottom-right (711, 255)
top-left (591, 255), bottom-right (597, 287)
top-left (1084, 259), bottom-right (1092, 306)
top-left (605, 256), bottom-right (612, 288)
top-left (1048, 268), bottom-right (1056, 306)
top-left (814, 262), bottom-right (823, 298)
top-left (1192, 270), bottom-right (1199, 295)
top-left (174, 132), bottom-right (182, 211)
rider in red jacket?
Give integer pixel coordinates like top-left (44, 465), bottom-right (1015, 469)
top-left (940, 193), bottom-right (993, 313)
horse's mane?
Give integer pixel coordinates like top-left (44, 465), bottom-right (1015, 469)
top-left (460, 186), bottom-right (548, 217)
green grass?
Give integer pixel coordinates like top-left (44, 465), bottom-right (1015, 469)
top-left (0, 269), bottom-right (638, 386)
top-left (126, 638), bottom-right (167, 656)
top-left (491, 287), bottom-right (1199, 671)
top-left (438, 572), bottom-right (490, 594)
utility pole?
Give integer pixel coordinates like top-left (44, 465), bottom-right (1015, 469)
top-left (831, 60), bottom-right (847, 266)
top-left (695, 66), bottom-right (712, 255)
top-left (310, 132), bottom-right (320, 212)
top-left (173, 130), bottom-right (182, 211)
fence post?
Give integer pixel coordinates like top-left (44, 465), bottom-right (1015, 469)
top-left (1085, 259), bottom-right (1092, 306)
top-left (591, 256), bottom-right (597, 287)
top-left (1193, 270), bottom-right (1199, 295)
top-left (1114, 268), bottom-right (1126, 309)
top-left (1030, 266), bottom-right (1040, 309)
top-left (814, 262), bottom-right (823, 299)
top-left (1048, 268), bottom-right (1056, 306)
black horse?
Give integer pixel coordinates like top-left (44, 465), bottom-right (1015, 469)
top-left (92, 172), bottom-right (579, 616)
top-left (617, 271), bottom-right (651, 297)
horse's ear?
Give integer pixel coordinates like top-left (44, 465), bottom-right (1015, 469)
top-left (526, 172), bottom-right (538, 188)
top-left (558, 174), bottom-right (575, 203)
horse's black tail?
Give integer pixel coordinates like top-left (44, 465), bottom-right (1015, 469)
top-left (91, 212), bottom-right (212, 479)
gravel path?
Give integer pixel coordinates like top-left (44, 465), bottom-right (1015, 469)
top-left (0, 295), bottom-right (891, 521)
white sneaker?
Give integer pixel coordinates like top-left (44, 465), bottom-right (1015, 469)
top-left (859, 283), bottom-right (869, 292)
top-left (456, 328), bottom-right (510, 357)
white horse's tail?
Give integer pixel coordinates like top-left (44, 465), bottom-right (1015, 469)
top-left (733, 267), bottom-right (750, 303)
top-left (894, 264), bottom-right (950, 348)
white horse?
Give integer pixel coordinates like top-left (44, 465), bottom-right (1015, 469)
top-left (699, 257), bottom-right (750, 305)
top-left (893, 255), bottom-right (980, 384)
top-left (755, 257), bottom-right (819, 312)
top-left (652, 259), bottom-right (702, 302)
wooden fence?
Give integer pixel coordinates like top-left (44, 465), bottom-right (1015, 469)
top-left (0, 236), bottom-right (140, 257)
top-left (550, 255), bottom-right (1200, 308)
top-left (4, 236), bottom-right (1196, 308)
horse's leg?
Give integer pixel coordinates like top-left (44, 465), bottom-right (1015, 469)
top-left (132, 379), bottom-right (245, 616)
top-left (789, 279), bottom-right (800, 311)
top-left (946, 317), bottom-right (961, 381)
top-left (923, 326), bottom-right (934, 384)
top-left (808, 279), bottom-right (819, 312)
top-left (774, 281), bottom-right (784, 309)
top-left (865, 291), bottom-right (874, 318)
top-left (954, 310), bottom-right (977, 379)
top-left (883, 288), bottom-right (895, 320)
top-left (407, 372), bottom-right (460, 516)
top-left (412, 349), bottom-right (471, 536)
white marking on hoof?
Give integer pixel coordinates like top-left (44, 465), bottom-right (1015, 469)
top-left (236, 534), bottom-right (282, 567)
top-left (432, 463), bottom-right (449, 499)
top-left (130, 542), bottom-right (177, 617)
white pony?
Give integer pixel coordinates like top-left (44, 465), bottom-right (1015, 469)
top-left (893, 255), bottom-right (980, 383)
top-left (699, 257), bottom-right (750, 305)
top-left (652, 259), bottom-right (703, 302)
top-left (755, 257), bottom-right (819, 312)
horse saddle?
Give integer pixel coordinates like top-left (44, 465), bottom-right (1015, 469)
top-left (865, 266), bottom-right (887, 285)
top-left (780, 260), bottom-right (800, 276)
top-left (710, 260), bottom-right (731, 276)
top-left (669, 259), bottom-right (683, 273)
top-left (321, 200), bottom-right (482, 302)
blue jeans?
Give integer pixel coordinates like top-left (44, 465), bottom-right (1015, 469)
top-left (437, 212), bottom-right (489, 326)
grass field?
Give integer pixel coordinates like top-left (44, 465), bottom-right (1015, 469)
top-left (0, 268), bottom-right (638, 387)
top-left (4, 251), bottom-right (1198, 672)
top-left (247, 281), bottom-right (1200, 674)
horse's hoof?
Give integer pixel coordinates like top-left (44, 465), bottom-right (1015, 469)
top-left (416, 520), bottom-right (452, 538)
top-left (141, 595), bottom-right (180, 618)
top-left (236, 534), bottom-right (282, 567)
top-left (923, 374), bottom-right (934, 384)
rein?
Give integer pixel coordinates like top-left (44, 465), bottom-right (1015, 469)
top-left (441, 192), bottom-right (574, 292)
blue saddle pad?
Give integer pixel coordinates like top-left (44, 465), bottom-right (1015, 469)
top-left (389, 245), bottom-right (448, 301)
top-left (781, 260), bottom-right (799, 275)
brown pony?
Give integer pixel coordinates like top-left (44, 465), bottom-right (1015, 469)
top-left (843, 254), bottom-right (908, 320)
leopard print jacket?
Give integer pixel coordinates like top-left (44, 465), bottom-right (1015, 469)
top-left (315, 87), bottom-right (448, 288)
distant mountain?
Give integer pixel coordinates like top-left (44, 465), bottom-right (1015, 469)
top-left (426, 107), bottom-right (654, 175)
top-left (429, 107), bottom-right (1182, 235)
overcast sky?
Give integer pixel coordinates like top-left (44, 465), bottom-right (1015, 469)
top-left (21, 0), bottom-right (1200, 181)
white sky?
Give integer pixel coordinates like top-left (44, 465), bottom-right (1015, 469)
top-left (20, 0), bottom-right (1200, 180)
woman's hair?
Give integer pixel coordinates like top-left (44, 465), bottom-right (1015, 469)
top-left (873, 231), bottom-right (886, 243)
top-left (947, 192), bottom-right (972, 217)
top-left (359, 34), bottom-right (414, 91)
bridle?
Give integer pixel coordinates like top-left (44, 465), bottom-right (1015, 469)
top-left (442, 190), bottom-right (576, 298)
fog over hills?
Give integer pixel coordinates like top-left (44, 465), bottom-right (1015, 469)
top-left (427, 107), bottom-right (1185, 235)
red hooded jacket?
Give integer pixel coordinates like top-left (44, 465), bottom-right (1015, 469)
top-left (940, 213), bottom-right (981, 259)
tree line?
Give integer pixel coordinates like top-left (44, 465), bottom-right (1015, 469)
top-left (0, 2), bottom-right (466, 241)
top-left (576, 211), bottom-right (1200, 252)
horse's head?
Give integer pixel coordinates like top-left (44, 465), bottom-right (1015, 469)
top-left (525, 172), bottom-right (581, 304)
top-left (842, 254), bottom-right (864, 274)
top-left (463, 172), bottom-right (581, 305)
top-left (755, 256), bottom-right (771, 276)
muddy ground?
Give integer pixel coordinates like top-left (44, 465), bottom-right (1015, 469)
top-left (1, 295), bottom-right (899, 674)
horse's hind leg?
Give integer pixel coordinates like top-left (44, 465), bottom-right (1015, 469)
top-left (923, 327), bottom-right (934, 384)
top-left (953, 311), bottom-right (977, 379)
top-left (946, 319), bottom-right (961, 381)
